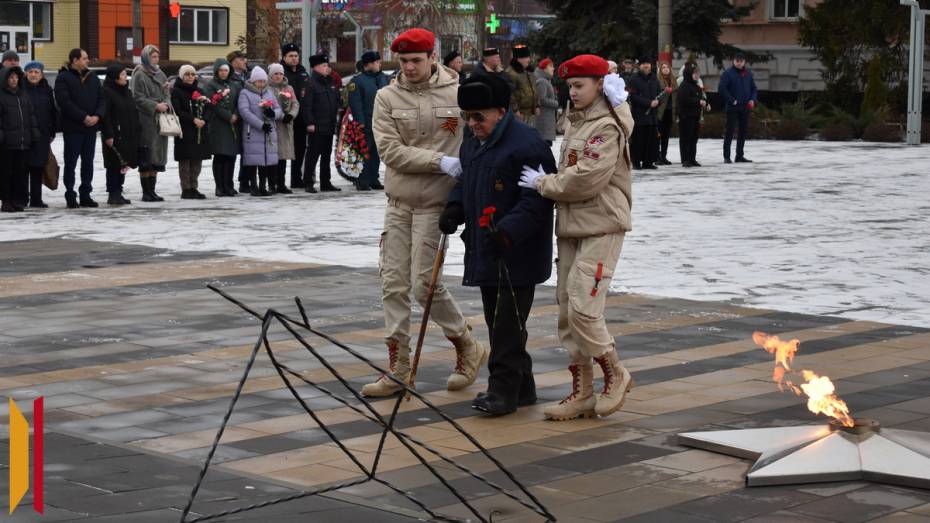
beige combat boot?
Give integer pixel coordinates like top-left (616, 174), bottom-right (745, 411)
top-left (543, 363), bottom-right (596, 420)
top-left (361, 342), bottom-right (411, 397)
top-left (593, 350), bottom-right (633, 417)
top-left (446, 327), bottom-right (489, 391)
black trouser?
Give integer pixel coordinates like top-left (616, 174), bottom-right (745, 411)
top-left (28, 166), bottom-right (44, 204)
top-left (678, 116), bottom-right (700, 164)
top-left (480, 285), bottom-right (536, 401)
top-left (105, 167), bottom-right (126, 194)
top-left (0, 150), bottom-right (27, 204)
top-left (631, 124), bottom-right (657, 166)
top-left (237, 153), bottom-right (249, 188)
top-left (658, 110), bottom-right (673, 160)
top-left (304, 131), bottom-right (334, 187)
top-left (291, 124), bottom-right (307, 186)
top-left (724, 109), bottom-right (749, 160)
top-left (277, 160), bottom-right (289, 189)
top-left (63, 132), bottom-right (96, 198)
top-left (213, 154), bottom-right (236, 191)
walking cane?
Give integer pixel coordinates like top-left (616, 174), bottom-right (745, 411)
top-left (406, 233), bottom-right (448, 401)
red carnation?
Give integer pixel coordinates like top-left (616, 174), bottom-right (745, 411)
top-left (479, 216), bottom-right (490, 228)
top-left (482, 206), bottom-right (497, 216)
top-left (192, 91), bottom-right (202, 100)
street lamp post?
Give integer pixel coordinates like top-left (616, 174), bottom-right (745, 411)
top-left (900, 0), bottom-right (928, 145)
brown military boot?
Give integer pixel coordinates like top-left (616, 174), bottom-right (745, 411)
top-left (361, 342), bottom-right (411, 397)
top-left (543, 363), bottom-right (596, 421)
top-left (446, 327), bottom-right (489, 391)
top-left (594, 350), bottom-right (633, 417)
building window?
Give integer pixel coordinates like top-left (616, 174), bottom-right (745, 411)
top-left (0, 2), bottom-right (30, 26)
top-left (32, 3), bottom-right (52, 40)
top-left (771, 0), bottom-right (801, 19)
top-left (169, 7), bottom-right (228, 44)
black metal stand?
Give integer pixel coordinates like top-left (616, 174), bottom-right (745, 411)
top-left (177, 285), bottom-right (556, 523)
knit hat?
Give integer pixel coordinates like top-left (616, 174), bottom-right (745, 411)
top-left (267, 63), bottom-right (285, 77)
top-left (249, 66), bottom-right (268, 82)
top-left (23, 61), bottom-right (44, 72)
top-left (458, 74), bottom-right (511, 111)
top-left (308, 53), bottom-right (329, 68)
top-left (178, 64), bottom-right (197, 78)
top-left (1, 50), bottom-right (18, 63)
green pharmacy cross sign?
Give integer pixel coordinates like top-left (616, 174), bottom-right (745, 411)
top-left (486, 13), bottom-right (500, 33)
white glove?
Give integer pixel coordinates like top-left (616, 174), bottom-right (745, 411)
top-left (439, 156), bottom-right (462, 179)
top-left (519, 164), bottom-right (546, 191)
top-left (603, 73), bottom-right (628, 107)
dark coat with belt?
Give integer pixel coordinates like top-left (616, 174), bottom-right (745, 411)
top-left (24, 77), bottom-right (57, 167)
top-left (54, 65), bottom-right (105, 135)
top-left (171, 78), bottom-right (213, 161)
top-left (627, 70), bottom-right (661, 126)
top-left (101, 69), bottom-right (142, 170)
top-left (449, 111), bottom-right (556, 288)
top-left (301, 71), bottom-right (340, 135)
top-left (0, 67), bottom-right (40, 151)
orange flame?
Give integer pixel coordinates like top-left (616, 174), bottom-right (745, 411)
top-left (753, 331), bottom-right (854, 427)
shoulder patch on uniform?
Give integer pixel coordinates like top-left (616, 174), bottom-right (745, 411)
top-left (587, 135), bottom-right (605, 146)
top-left (347, 83), bottom-right (356, 92)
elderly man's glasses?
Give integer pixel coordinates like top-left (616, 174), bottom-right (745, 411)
top-left (460, 111), bottom-right (486, 123)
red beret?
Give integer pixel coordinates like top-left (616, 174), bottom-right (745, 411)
top-left (558, 54), bottom-right (609, 80)
top-left (391, 28), bottom-right (435, 54)
top-left (538, 58), bottom-right (553, 70)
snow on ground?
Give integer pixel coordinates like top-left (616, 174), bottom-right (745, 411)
top-left (1, 138), bottom-right (928, 327)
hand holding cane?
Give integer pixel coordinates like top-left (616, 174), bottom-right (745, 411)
top-left (406, 233), bottom-right (448, 400)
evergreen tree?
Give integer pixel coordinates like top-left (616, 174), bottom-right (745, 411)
top-left (526, 0), bottom-right (759, 66)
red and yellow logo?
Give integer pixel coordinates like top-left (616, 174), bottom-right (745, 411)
top-left (7, 397), bottom-right (44, 515)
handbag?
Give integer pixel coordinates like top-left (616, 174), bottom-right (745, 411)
top-left (43, 150), bottom-right (59, 190)
top-left (157, 104), bottom-right (183, 138)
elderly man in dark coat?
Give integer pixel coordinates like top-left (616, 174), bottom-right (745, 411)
top-left (439, 74), bottom-right (556, 416)
top-left (627, 55), bottom-right (661, 170)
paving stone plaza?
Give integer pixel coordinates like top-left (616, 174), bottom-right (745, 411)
top-left (2, 235), bottom-right (930, 522)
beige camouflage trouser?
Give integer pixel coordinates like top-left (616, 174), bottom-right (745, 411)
top-left (556, 233), bottom-right (625, 362)
top-left (380, 200), bottom-right (469, 350)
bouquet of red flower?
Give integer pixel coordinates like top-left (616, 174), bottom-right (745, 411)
top-left (278, 89), bottom-right (294, 114)
top-left (210, 88), bottom-right (236, 140)
top-left (190, 90), bottom-right (211, 144)
top-left (335, 110), bottom-right (370, 180)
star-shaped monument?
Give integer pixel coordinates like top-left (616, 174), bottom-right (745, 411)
top-left (678, 420), bottom-right (930, 489)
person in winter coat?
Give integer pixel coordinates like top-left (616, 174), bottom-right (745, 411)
top-left (268, 63), bottom-right (299, 194)
top-left (22, 61), bottom-right (57, 208)
top-left (238, 67), bottom-right (283, 196)
top-left (171, 65), bottom-right (211, 199)
top-left (0, 66), bottom-right (39, 212)
top-left (363, 28), bottom-right (487, 399)
top-left (204, 59), bottom-right (240, 197)
top-left (280, 43), bottom-right (310, 189)
top-left (442, 50), bottom-right (466, 86)
top-left (439, 74), bottom-right (555, 416)
top-left (101, 64), bottom-right (142, 205)
top-left (533, 58), bottom-right (558, 145)
top-left (130, 45), bottom-right (172, 202)
top-left (519, 54), bottom-right (634, 421)
top-left (347, 51), bottom-right (389, 191)
top-left (470, 48), bottom-right (515, 92)
top-left (677, 63), bottom-right (708, 168)
top-left (718, 52), bottom-right (758, 163)
top-left (506, 45), bottom-right (538, 125)
top-left (227, 50), bottom-right (253, 193)
top-left (626, 55), bottom-right (661, 169)
top-left (655, 61), bottom-right (676, 166)
top-left (301, 53), bottom-right (341, 193)
top-left (55, 48), bottom-right (105, 208)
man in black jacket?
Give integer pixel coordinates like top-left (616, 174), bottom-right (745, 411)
top-left (302, 53), bottom-right (341, 192)
top-left (54, 48), bottom-right (105, 208)
top-left (627, 56), bottom-right (661, 170)
top-left (280, 43), bottom-right (310, 188)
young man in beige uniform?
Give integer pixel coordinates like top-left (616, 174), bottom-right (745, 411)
top-left (362, 28), bottom-right (488, 397)
top-left (520, 54), bottom-right (635, 420)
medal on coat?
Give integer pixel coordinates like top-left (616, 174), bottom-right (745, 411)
top-left (441, 117), bottom-right (459, 135)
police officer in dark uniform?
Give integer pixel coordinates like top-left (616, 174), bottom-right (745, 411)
top-left (280, 43), bottom-right (310, 189)
top-left (347, 50), bottom-right (389, 191)
top-left (302, 53), bottom-right (341, 192)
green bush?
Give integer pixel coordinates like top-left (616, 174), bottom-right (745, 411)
top-left (700, 113), bottom-right (726, 139)
top-left (819, 122), bottom-right (856, 141)
top-left (861, 121), bottom-right (902, 142)
top-left (774, 119), bottom-right (810, 140)
top-left (861, 55), bottom-right (889, 117)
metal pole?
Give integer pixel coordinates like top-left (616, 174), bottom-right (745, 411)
top-left (132, 0), bottom-right (142, 61)
top-left (900, 0), bottom-right (928, 145)
top-left (658, 0), bottom-right (673, 63)
top-left (302, 0), bottom-right (320, 68)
